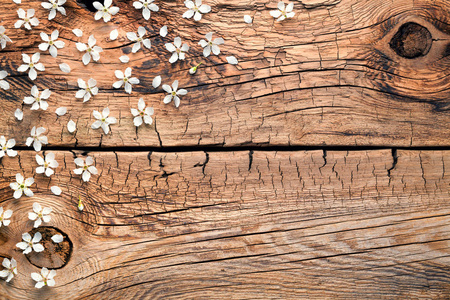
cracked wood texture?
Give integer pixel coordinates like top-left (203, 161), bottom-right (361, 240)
top-left (1, 0), bottom-right (450, 299)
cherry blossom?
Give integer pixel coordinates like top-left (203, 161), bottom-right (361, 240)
top-left (0, 207), bottom-right (13, 227)
top-left (165, 37), bottom-right (189, 63)
top-left (91, 108), bottom-right (117, 134)
top-left (76, 35), bottom-right (103, 65)
top-left (0, 136), bottom-right (17, 158)
top-left (29, 203), bottom-right (52, 228)
top-left (0, 258), bottom-right (17, 283)
top-left (126, 26), bottom-right (151, 53)
top-left (41, 0), bottom-right (67, 20)
top-left (10, 173), bottom-right (34, 199)
top-left (199, 32), bottom-right (224, 57)
top-left (36, 152), bottom-right (58, 177)
top-left (26, 126), bottom-right (48, 151)
top-left (189, 62), bottom-right (202, 75)
top-left (14, 9), bottom-right (39, 30)
top-left (0, 26), bottom-right (12, 49)
top-left (17, 53), bottom-right (45, 81)
top-left (39, 30), bottom-right (65, 57)
top-left (78, 197), bottom-right (84, 211)
top-left (270, 1), bottom-right (295, 21)
top-left (16, 232), bottom-right (44, 254)
top-left (32, 268), bottom-right (56, 288)
top-left (133, 0), bottom-right (158, 20)
top-left (23, 85), bottom-right (51, 111)
top-left (113, 67), bottom-right (139, 94)
top-left (76, 78), bottom-right (98, 102)
top-left (162, 80), bottom-right (187, 108)
top-left (74, 156), bottom-right (98, 182)
top-left (93, 0), bottom-right (119, 22)
top-left (183, 0), bottom-right (211, 21)
top-left (131, 98), bottom-right (153, 127)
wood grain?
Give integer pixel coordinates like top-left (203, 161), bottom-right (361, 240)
top-left (0, 149), bottom-right (449, 299)
top-left (0, 0), bottom-right (449, 148)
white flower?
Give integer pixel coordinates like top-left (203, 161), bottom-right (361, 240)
top-left (28, 203), bottom-right (52, 228)
top-left (113, 67), bottom-right (139, 94)
top-left (189, 62), bottom-right (202, 75)
top-left (0, 258), bottom-right (17, 283)
top-left (0, 136), bottom-right (17, 158)
top-left (78, 197), bottom-right (84, 211)
top-left (131, 98), bottom-right (153, 127)
top-left (31, 268), bottom-right (56, 289)
top-left (17, 53), bottom-right (45, 81)
top-left (162, 80), bottom-right (187, 108)
top-left (50, 186), bottom-right (62, 195)
top-left (51, 234), bottom-right (63, 243)
top-left (41, 0), bottom-right (66, 20)
top-left (23, 85), bottom-right (51, 111)
top-left (93, 0), bottom-right (119, 22)
top-left (198, 32), bottom-right (224, 57)
top-left (152, 75), bottom-right (161, 88)
top-left (76, 35), bottom-right (103, 65)
top-left (39, 30), bottom-right (65, 57)
top-left (119, 55), bottom-right (129, 63)
top-left (270, 1), bottom-right (295, 21)
top-left (67, 120), bottom-right (76, 133)
top-left (74, 156), bottom-right (98, 182)
top-left (15, 109), bottom-right (23, 121)
top-left (226, 56), bottom-right (238, 65)
top-left (183, 0), bottom-right (211, 21)
top-left (16, 232), bottom-right (44, 254)
top-left (133, 0), bottom-right (158, 20)
top-left (244, 15), bottom-right (252, 24)
top-left (59, 63), bottom-right (71, 73)
top-left (72, 28), bottom-right (83, 37)
top-left (110, 29), bottom-right (118, 40)
top-left (76, 78), bottom-right (98, 102)
top-left (126, 26), bottom-right (151, 53)
top-left (36, 152), bottom-right (58, 177)
top-left (91, 108), bottom-right (117, 134)
top-left (0, 207), bottom-right (13, 227)
top-left (26, 126), bottom-right (48, 151)
top-left (0, 70), bottom-right (9, 90)
top-left (165, 37), bottom-right (189, 63)
top-left (10, 173), bottom-right (34, 199)
top-left (159, 25), bottom-right (167, 37)
top-left (55, 107), bottom-right (67, 116)
top-left (0, 26), bottom-right (12, 49)
top-left (14, 9), bottom-right (39, 30)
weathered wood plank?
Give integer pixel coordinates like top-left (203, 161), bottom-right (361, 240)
top-left (0, 0), bottom-right (449, 147)
top-left (0, 149), bottom-right (449, 298)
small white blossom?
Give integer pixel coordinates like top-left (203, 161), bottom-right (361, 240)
top-left (36, 152), bottom-right (58, 177)
top-left (131, 98), bottom-right (153, 127)
top-left (29, 203), bottom-right (52, 228)
top-left (76, 35), bottom-right (103, 65)
top-left (16, 232), bottom-right (44, 254)
top-left (72, 28), bottom-right (83, 37)
top-left (152, 75), bottom-right (161, 88)
top-left (198, 32), bottom-right (224, 57)
top-left (59, 63), bottom-right (71, 73)
top-left (55, 107), bottom-right (67, 116)
top-left (0, 136), bottom-right (17, 158)
top-left (183, 0), bottom-right (211, 21)
top-left (93, 0), bottom-right (119, 22)
top-left (50, 186), bottom-right (62, 195)
top-left (159, 25), bottom-right (167, 37)
top-left (162, 80), bottom-right (187, 108)
top-left (31, 268), bottom-right (56, 289)
top-left (165, 37), bottom-right (189, 63)
top-left (14, 9), bottom-right (39, 30)
top-left (78, 197), bottom-right (84, 211)
top-left (51, 234), bottom-right (63, 243)
top-left (39, 30), bottom-right (65, 57)
top-left (0, 207), bottom-right (13, 227)
top-left (126, 26), bottom-right (151, 53)
top-left (133, 0), bottom-right (158, 20)
top-left (110, 29), bottom-right (118, 40)
top-left (226, 56), bottom-right (238, 65)
top-left (113, 67), bottom-right (139, 94)
top-left (24, 85), bottom-right (51, 111)
top-left (119, 55), bottom-right (129, 63)
top-left (0, 26), bottom-right (12, 50)
top-left (10, 173), bottom-right (34, 199)
top-left (0, 258), bottom-right (17, 283)
top-left (91, 108), bottom-right (117, 135)
top-left (189, 62), bottom-right (202, 75)
top-left (14, 109), bottom-right (23, 121)
top-left (67, 120), bottom-right (76, 133)
top-left (0, 70), bottom-right (9, 90)
top-left (74, 156), bottom-right (98, 182)
top-left (41, 0), bottom-right (67, 20)
top-left (76, 78), bottom-right (98, 102)
top-left (244, 15), bottom-right (252, 24)
top-left (270, 1), bottom-right (295, 21)
top-left (26, 126), bottom-right (48, 151)
top-left (17, 53), bottom-right (45, 81)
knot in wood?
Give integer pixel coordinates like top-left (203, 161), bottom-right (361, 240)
top-left (26, 227), bottom-right (72, 269)
top-left (389, 22), bottom-right (432, 59)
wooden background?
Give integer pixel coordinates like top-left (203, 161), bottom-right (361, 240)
top-left (0, 0), bottom-right (449, 298)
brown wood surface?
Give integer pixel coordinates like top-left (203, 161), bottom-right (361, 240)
top-left (0, 0), bottom-right (449, 299)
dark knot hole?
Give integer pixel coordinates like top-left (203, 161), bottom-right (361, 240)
top-left (389, 22), bottom-right (433, 59)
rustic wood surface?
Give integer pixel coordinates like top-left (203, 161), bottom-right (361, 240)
top-left (0, 0), bottom-right (449, 299)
